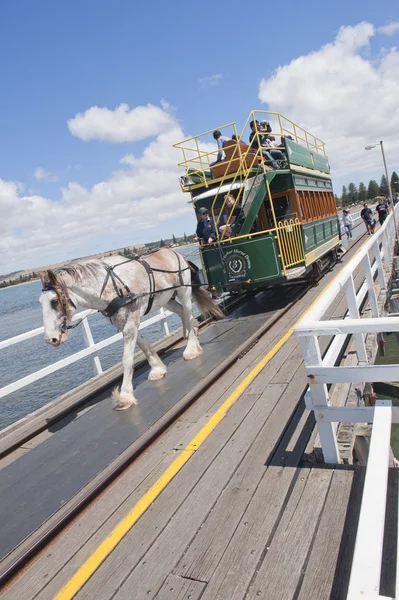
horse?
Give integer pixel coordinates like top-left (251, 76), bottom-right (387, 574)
top-left (39, 248), bottom-right (223, 410)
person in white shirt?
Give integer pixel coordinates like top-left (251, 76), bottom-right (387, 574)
top-left (342, 209), bottom-right (353, 240)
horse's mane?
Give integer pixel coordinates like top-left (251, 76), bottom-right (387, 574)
top-left (54, 260), bottom-right (106, 284)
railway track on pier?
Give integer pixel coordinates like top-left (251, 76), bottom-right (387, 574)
top-left (0, 229), bottom-right (368, 589)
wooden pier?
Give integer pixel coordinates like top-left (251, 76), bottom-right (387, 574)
top-left (3, 227), bottom-right (395, 600)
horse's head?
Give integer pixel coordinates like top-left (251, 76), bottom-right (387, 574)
top-left (39, 270), bottom-right (76, 347)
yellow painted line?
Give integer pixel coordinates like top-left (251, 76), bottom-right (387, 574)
top-left (54, 234), bottom-right (369, 600)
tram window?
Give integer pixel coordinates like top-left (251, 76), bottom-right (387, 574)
top-left (272, 194), bottom-right (293, 221)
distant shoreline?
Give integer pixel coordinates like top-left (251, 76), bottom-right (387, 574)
top-left (0, 279), bottom-right (39, 291)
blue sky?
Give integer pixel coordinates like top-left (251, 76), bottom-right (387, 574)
top-left (1, 0), bottom-right (399, 273)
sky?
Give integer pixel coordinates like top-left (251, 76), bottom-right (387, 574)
top-left (1, 0), bottom-right (399, 274)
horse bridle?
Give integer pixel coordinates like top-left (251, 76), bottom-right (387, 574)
top-left (41, 281), bottom-right (77, 342)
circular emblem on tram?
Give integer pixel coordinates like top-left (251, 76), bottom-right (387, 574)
top-left (225, 250), bottom-right (250, 278)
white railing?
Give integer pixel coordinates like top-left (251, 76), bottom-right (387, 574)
top-left (294, 204), bottom-right (399, 599)
top-left (0, 308), bottom-right (173, 400)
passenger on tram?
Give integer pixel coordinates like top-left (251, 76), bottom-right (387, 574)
top-left (196, 207), bottom-right (216, 244)
top-left (248, 121), bottom-right (285, 168)
top-left (218, 194), bottom-right (244, 238)
top-left (212, 130), bottom-right (231, 162)
top-left (209, 130), bottom-right (232, 179)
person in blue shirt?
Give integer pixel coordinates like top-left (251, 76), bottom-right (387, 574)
top-left (209, 130), bottom-right (231, 178)
top-left (196, 207), bottom-right (216, 244)
top-left (213, 130), bottom-right (231, 162)
top-left (360, 203), bottom-right (375, 234)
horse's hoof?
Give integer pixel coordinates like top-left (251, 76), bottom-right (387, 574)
top-left (183, 346), bottom-right (203, 361)
top-left (115, 403), bottom-right (135, 411)
top-left (148, 366), bottom-right (167, 381)
top-left (112, 388), bottom-right (137, 409)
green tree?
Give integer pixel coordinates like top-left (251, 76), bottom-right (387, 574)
top-left (341, 186), bottom-right (348, 206)
top-left (379, 174), bottom-right (389, 197)
top-left (183, 232), bottom-right (188, 243)
top-left (335, 193), bottom-right (341, 208)
top-left (347, 182), bottom-right (358, 205)
top-left (391, 171), bottom-right (399, 194)
top-left (358, 181), bottom-right (367, 203)
top-left (160, 239), bottom-right (166, 247)
top-left (172, 234), bottom-right (177, 244)
top-left (367, 179), bottom-right (379, 199)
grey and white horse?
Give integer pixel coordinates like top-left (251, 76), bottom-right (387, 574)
top-left (39, 249), bottom-right (223, 409)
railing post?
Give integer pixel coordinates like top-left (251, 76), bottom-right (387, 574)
top-left (361, 253), bottom-right (379, 318)
top-left (159, 307), bottom-right (170, 336)
top-left (347, 401), bottom-right (392, 600)
top-left (373, 240), bottom-right (386, 290)
top-left (82, 318), bottom-right (103, 376)
top-left (343, 276), bottom-right (367, 362)
top-left (381, 229), bottom-right (391, 273)
top-left (301, 336), bottom-right (340, 463)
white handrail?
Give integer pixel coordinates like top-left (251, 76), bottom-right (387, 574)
top-left (295, 204), bottom-right (399, 463)
top-left (0, 308), bottom-right (173, 400)
top-left (294, 204), bottom-right (399, 599)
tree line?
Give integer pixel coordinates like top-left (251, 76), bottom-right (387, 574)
top-left (337, 172), bottom-right (399, 207)
top-left (0, 272), bottom-right (39, 289)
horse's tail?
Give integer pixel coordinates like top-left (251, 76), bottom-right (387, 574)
top-left (188, 260), bottom-right (224, 321)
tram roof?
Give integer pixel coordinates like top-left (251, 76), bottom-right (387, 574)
top-left (192, 181), bottom-right (243, 203)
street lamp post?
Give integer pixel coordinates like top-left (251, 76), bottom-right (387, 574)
top-left (365, 140), bottom-right (399, 248)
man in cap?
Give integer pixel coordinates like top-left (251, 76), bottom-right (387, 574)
top-left (196, 207), bottom-right (216, 244)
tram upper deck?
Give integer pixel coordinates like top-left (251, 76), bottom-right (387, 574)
top-left (174, 110), bottom-right (331, 193)
top-left (174, 111), bottom-right (340, 293)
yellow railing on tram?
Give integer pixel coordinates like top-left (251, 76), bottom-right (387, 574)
top-left (276, 218), bottom-right (305, 270)
top-left (174, 110), bottom-right (327, 188)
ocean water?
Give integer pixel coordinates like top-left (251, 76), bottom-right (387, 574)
top-left (0, 246), bottom-right (201, 431)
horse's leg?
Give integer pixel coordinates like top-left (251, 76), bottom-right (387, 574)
top-left (113, 318), bottom-right (139, 410)
top-left (165, 297), bottom-right (188, 338)
top-left (137, 333), bottom-right (167, 381)
top-left (176, 287), bottom-right (203, 360)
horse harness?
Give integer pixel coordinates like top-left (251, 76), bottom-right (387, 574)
top-left (100, 252), bottom-right (191, 319)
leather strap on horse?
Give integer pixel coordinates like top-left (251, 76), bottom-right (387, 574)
top-left (140, 259), bottom-right (156, 315)
top-left (100, 252), bottom-right (192, 320)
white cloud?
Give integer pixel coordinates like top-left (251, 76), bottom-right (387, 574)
top-left (0, 107), bottom-right (193, 274)
top-left (378, 21), bottom-right (399, 36)
top-left (258, 22), bottom-right (399, 185)
top-left (33, 167), bottom-right (58, 183)
top-left (67, 102), bottom-right (176, 143)
top-left (199, 74), bottom-right (223, 88)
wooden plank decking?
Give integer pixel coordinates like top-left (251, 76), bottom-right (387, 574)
top-left (2, 249), bottom-right (375, 600)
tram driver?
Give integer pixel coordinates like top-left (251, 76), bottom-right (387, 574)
top-left (196, 207), bottom-right (216, 244)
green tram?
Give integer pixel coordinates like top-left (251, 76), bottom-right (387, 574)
top-left (174, 111), bottom-right (341, 294)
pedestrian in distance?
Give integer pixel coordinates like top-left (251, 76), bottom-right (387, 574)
top-left (375, 198), bottom-right (388, 226)
top-left (342, 210), bottom-right (353, 240)
top-left (360, 203), bottom-right (373, 235)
